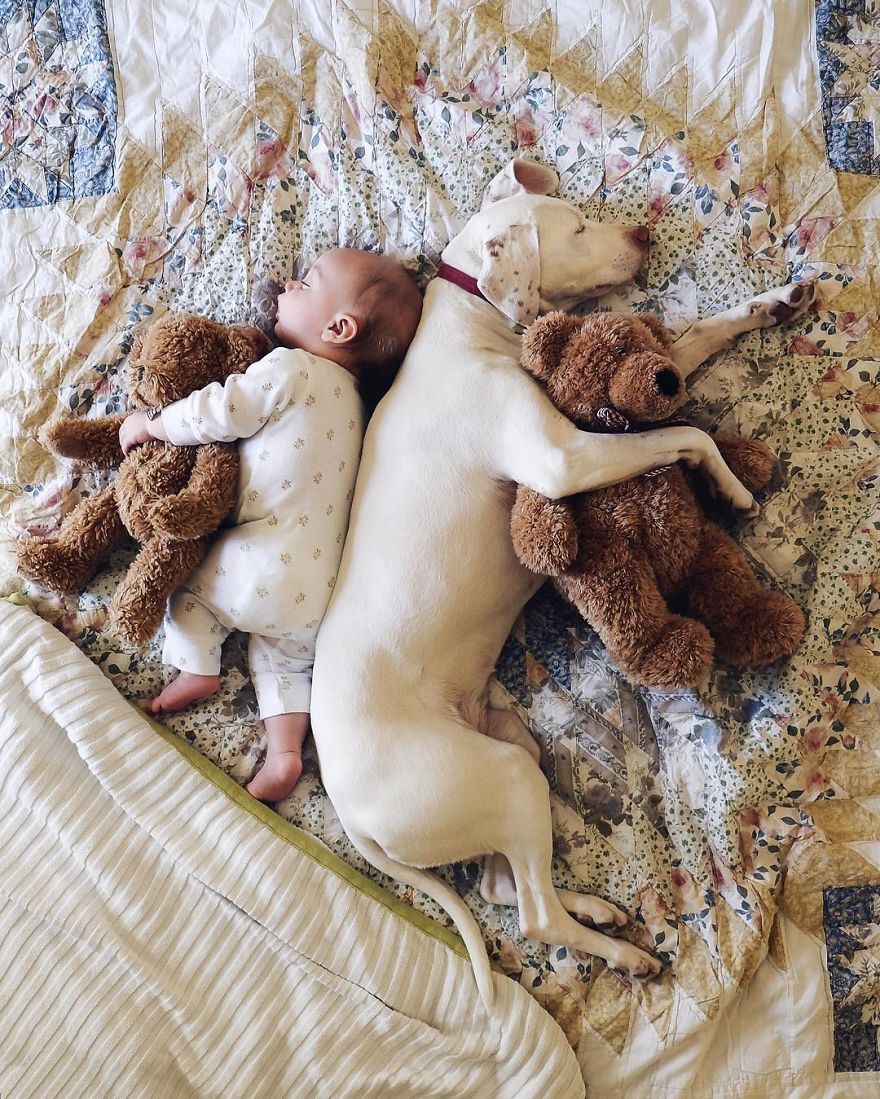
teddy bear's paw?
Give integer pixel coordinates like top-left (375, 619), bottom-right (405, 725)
top-left (746, 281), bottom-right (817, 328)
top-left (109, 588), bottom-right (165, 648)
top-left (714, 592), bottom-right (805, 667)
top-left (714, 437), bottom-right (777, 495)
top-left (148, 497), bottom-right (217, 541)
top-left (40, 420), bottom-right (93, 460)
top-left (16, 538), bottom-right (90, 593)
top-left (624, 617), bottom-right (715, 690)
top-left (511, 492), bottom-right (579, 576)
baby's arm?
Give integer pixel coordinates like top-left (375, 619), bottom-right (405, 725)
top-left (120, 349), bottom-right (301, 454)
top-left (120, 409), bottom-right (169, 453)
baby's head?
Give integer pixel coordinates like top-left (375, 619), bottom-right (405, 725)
top-left (275, 248), bottom-right (422, 398)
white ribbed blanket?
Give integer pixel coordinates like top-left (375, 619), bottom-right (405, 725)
top-left (0, 600), bottom-right (583, 1098)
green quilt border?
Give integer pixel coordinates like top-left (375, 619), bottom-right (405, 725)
top-left (142, 706), bottom-right (470, 960)
top-left (5, 594), bottom-right (469, 961)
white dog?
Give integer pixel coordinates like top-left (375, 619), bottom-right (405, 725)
top-left (310, 159), bottom-right (814, 1009)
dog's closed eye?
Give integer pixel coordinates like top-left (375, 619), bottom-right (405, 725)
top-left (574, 225), bottom-right (586, 235)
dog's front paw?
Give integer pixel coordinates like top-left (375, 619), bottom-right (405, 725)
top-left (747, 281), bottom-right (817, 327)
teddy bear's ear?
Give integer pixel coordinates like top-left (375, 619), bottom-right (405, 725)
top-left (521, 312), bottom-right (585, 379)
top-left (637, 313), bottom-right (674, 350)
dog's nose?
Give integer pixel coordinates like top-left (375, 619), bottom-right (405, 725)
top-left (631, 226), bottom-right (650, 244)
top-left (655, 368), bottom-right (680, 396)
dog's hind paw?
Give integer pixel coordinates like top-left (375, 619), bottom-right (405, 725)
top-left (566, 893), bottom-right (629, 930)
top-left (747, 281), bottom-right (817, 327)
top-left (608, 942), bottom-right (663, 978)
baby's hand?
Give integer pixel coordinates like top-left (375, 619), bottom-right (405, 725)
top-left (119, 411), bottom-right (154, 456)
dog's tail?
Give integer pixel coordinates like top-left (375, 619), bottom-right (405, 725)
top-left (346, 831), bottom-right (496, 1013)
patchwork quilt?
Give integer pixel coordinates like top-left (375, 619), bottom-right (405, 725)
top-left (2, 1), bottom-right (880, 1095)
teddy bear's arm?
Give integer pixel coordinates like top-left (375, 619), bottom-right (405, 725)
top-left (510, 485), bottom-right (580, 576)
top-left (711, 436), bottom-right (776, 496)
top-left (148, 443), bottom-right (239, 541)
top-left (40, 415), bottom-right (127, 469)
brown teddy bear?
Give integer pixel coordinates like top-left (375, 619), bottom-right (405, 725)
top-left (17, 312), bottom-right (267, 647)
top-left (510, 311), bottom-right (805, 689)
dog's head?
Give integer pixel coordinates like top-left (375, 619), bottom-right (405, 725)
top-left (443, 159), bottom-right (649, 326)
top-left (521, 310), bottom-right (686, 430)
top-left (125, 312), bottom-right (269, 410)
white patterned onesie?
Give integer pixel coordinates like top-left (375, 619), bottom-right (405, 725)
top-left (159, 346), bottom-right (364, 717)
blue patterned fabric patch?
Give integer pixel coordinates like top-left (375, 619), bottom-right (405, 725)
top-left (0, 0), bottom-right (116, 208)
top-left (824, 885), bottom-right (880, 1072)
top-left (496, 584), bottom-right (582, 702)
top-left (816, 1), bottom-right (880, 175)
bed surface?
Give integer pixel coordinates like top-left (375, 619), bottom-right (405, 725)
top-left (2, 1), bottom-right (880, 1095)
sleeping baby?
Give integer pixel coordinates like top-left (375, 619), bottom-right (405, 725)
top-left (119, 248), bottom-right (423, 802)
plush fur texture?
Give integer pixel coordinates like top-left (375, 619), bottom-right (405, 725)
top-left (17, 312), bottom-right (266, 647)
top-left (510, 311), bottom-right (805, 689)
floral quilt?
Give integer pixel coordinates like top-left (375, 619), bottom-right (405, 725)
top-left (3, 1), bottom-right (880, 1095)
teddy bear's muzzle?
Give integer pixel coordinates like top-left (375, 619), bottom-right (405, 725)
top-left (606, 352), bottom-right (686, 425)
top-left (654, 368), bottom-right (680, 396)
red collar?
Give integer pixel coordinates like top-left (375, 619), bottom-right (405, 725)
top-left (436, 262), bottom-right (488, 302)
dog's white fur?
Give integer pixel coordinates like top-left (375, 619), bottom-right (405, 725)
top-left (310, 160), bottom-right (814, 1010)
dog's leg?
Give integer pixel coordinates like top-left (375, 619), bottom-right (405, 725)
top-left (480, 707), bottom-right (630, 932)
top-left (480, 853), bottom-right (630, 931)
top-left (482, 705), bottom-right (541, 764)
top-left (499, 753), bottom-right (660, 975)
top-left (498, 367), bottom-right (758, 513)
top-left (670, 281), bottom-right (817, 378)
top-left (342, 717), bottom-right (660, 980)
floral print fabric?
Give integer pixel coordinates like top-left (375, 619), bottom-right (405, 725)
top-left (5, 0), bottom-right (880, 1082)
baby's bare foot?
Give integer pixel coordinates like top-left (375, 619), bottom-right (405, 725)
top-left (245, 750), bottom-right (303, 802)
top-left (139, 671), bottom-right (221, 714)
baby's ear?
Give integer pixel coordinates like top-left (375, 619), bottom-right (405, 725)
top-left (521, 312), bottom-right (585, 379)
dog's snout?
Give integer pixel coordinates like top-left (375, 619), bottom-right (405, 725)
top-left (631, 226), bottom-right (650, 244)
top-left (655, 368), bottom-right (680, 396)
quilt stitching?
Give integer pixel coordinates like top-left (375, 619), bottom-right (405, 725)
top-left (816, 0), bottom-right (880, 175)
top-left (4, 0), bottom-right (880, 1071)
top-left (824, 885), bottom-right (880, 1071)
top-left (0, 0), bottom-right (116, 207)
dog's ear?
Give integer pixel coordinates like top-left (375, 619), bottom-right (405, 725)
top-left (520, 312), bottom-right (585, 379)
top-left (477, 222), bottom-right (541, 327)
top-left (481, 158), bottom-right (559, 207)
